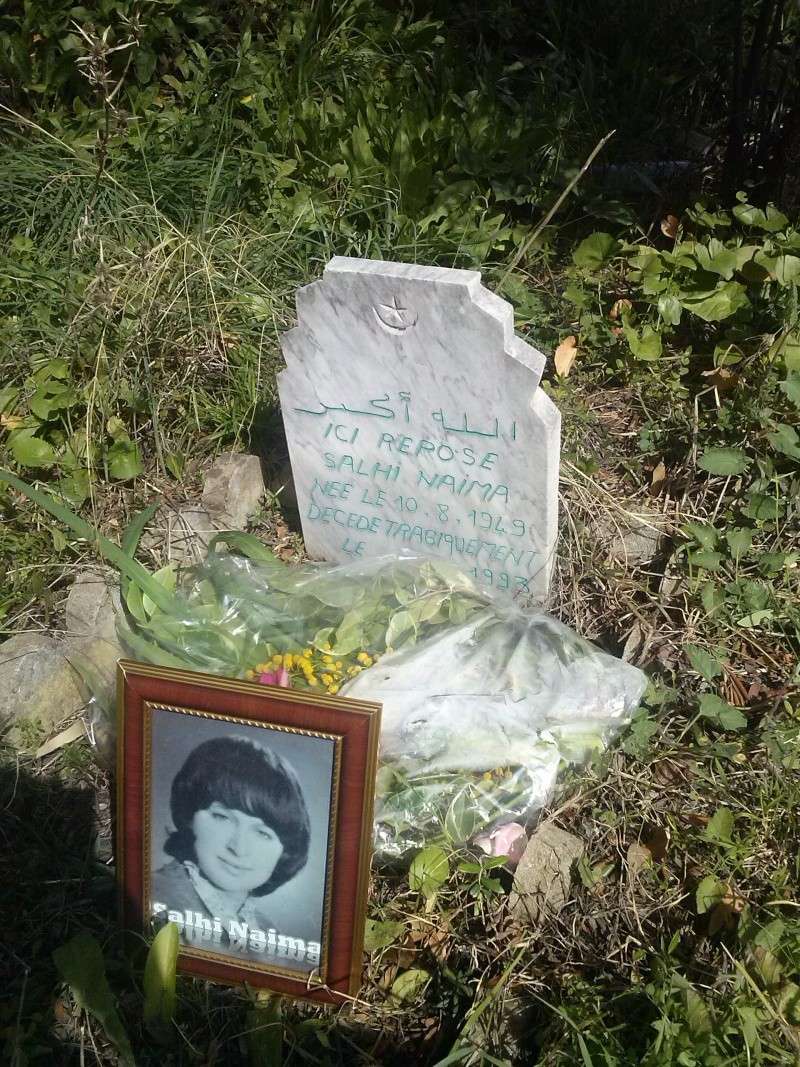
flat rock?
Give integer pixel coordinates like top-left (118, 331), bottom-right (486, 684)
top-left (202, 452), bottom-right (265, 529)
top-left (598, 510), bottom-right (668, 566)
top-left (65, 567), bottom-right (121, 644)
top-left (508, 822), bottom-right (584, 925)
top-left (141, 505), bottom-right (224, 566)
top-left (0, 633), bottom-right (87, 737)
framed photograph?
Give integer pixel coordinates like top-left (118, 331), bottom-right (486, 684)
top-left (116, 660), bottom-right (381, 1003)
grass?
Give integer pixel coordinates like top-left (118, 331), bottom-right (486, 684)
top-left (2, 1), bottom-right (800, 1062)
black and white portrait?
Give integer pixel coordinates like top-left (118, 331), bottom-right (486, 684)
top-left (147, 707), bottom-right (337, 976)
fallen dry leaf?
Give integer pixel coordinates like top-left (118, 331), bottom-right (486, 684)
top-left (0, 412), bottom-right (25, 430)
top-left (661, 214), bottom-right (680, 239)
top-left (644, 826), bottom-right (670, 862)
top-left (609, 298), bottom-right (632, 320)
top-left (702, 367), bottom-right (740, 393)
top-left (650, 459), bottom-right (666, 496)
top-left (554, 335), bottom-right (578, 377)
top-left (626, 842), bottom-right (652, 876)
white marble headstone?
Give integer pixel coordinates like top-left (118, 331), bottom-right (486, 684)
top-left (278, 257), bottom-right (560, 600)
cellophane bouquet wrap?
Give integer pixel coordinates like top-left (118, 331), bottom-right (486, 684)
top-left (87, 536), bottom-right (645, 859)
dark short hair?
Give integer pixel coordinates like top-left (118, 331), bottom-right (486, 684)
top-left (164, 735), bottom-right (311, 895)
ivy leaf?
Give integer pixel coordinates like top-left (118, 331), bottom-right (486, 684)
top-left (733, 200), bottom-right (788, 231)
top-left (108, 439), bottom-right (143, 480)
top-left (572, 232), bottom-right (619, 269)
top-left (767, 423), bottom-right (800, 460)
top-left (408, 845), bottom-right (449, 900)
top-left (697, 447), bottom-right (750, 476)
top-left (363, 918), bottom-right (404, 953)
top-left (774, 255), bottom-right (800, 286)
top-left (696, 874), bottom-right (724, 914)
top-left (9, 430), bottom-right (58, 469)
top-left (53, 933), bottom-right (134, 1065)
top-left (685, 985), bottom-right (713, 1036)
top-left (390, 968), bottom-right (431, 1003)
top-left (705, 806), bottom-right (735, 844)
top-left (680, 281), bottom-right (749, 322)
top-left (699, 694), bottom-right (747, 730)
top-left (779, 373), bottom-right (800, 408)
top-left (683, 520), bottom-right (718, 550)
top-left (686, 644), bottom-right (723, 682)
top-left (688, 550), bottom-right (723, 571)
top-left (725, 527), bottom-right (753, 559)
top-left (657, 294), bottom-right (682, 325)
top-left (622, 321), bottom-right (662, 361)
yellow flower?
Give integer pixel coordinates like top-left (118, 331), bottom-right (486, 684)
top-left (321, 673), bottom-right (333, 686)
top-left (356, 652), bottom-right (373, 667)
top-left (245, 669), bottom-right (255, 680)
top-left (256, 662), bottom-right (269, 672)
top-left (322, 655), bottom-right (334, 666)
top-left (303, 648), bottom-right (313, 658)
top-left (347, 666), bottom-right (359, 676)
top-left (308, 677), bottom-right (319, 687)
top-left (335, 661), bottom-right (343, 669)
top-left (327, 685), bottom-right (339, 694)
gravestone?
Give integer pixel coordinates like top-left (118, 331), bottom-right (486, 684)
top-left (278, 257), bottom-right (560, 600)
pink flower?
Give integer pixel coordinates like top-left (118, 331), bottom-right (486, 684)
top-left (473, 822), bottom-right (527, 868)
top-left (258, 667), bottom-right (291, 687)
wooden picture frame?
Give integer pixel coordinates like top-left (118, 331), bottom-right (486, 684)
top-left (116, 660), bottom-right (381, 1003)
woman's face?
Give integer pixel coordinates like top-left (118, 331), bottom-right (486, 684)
top-left (191, 801), bottom-right (284, 896)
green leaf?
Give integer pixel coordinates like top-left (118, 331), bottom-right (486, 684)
top-left (385, 609), bottom-right (416, 649)
top-left (363, 918), bottom-right (404, 953)
top-left (774, 255), bottom-right (800, 286)
top-left (57, 469), bottom-right (90, 507)
top-left (701, 582), bottom-right (725, 617)
top-left (443, 790), bottom-right (481, 843)
top-left (725, 527), bottom-right (753, 559)
top-left (0, 469), bottom-right (181, 617)
top-left (685, 985), bottom-right (713, 1036)
top-left (390, 967), bottom-right (431, 1003)
top-left (657, 294), bottom-right (682, 325)
top-left (736, 608), bottom-right (774, 628)
top-left (699, 693), bottom-right (747, 730)
top-left (683, 520), bottom-right (718, 550)
top-left (53, 933), bottom-right (134, 1065)
top-left (767, 423), bottom-right (800, 460)
top-left (696, 874), bottom-right (724, 914)
top-left (694, 240), bottom-right (737, 279)
top-left (245, 997), bottom-right (283, 1067)
top-left (779, 373), bottom-right (800, 407)
top-left (143, 922), bottom-right (179, 1032)
top-left (744, 492), bottom-right (783, 522)
top-left (686, 644), bottom-right (723, 682)
top-left (680, 281), bottom-right (749, 322)
top-left (733, 200), bottom-right (788, 232)
top-left (572, 232), bottom-right (619, 270)
top-left (409, 845), bottom-right (449, 900)
top-left (622, 321), bottom-right (662, 361)
top-left (697, 447), bottom-right (750, 476)
top-left (10, 430), bottom-right (58, 468)
top-left (688, 550), bottom-right (723, 571)
top-left (621, 715), bottom-right (659, 758)
top-left (705, 806), bottom-right (735, 844)
top-left (769, 330), bottom-right (800, 371)
top-left (108, 439), bottom-right (143, 480)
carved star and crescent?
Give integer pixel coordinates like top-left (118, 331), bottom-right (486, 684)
top-left (373, 295), bottom-right (418, 333)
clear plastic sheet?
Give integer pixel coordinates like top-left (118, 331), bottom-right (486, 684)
top-left (87, 540), bottom-right (646, 859)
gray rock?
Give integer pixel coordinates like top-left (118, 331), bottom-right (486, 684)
top-left (202, 452), bottom-right (265, 530)
top-left (598, 511), bottom-right (668, 566)
top-left (141, 505), bottom-right (224, 566)
top-left (65, 568), bottom-right (121, 643)
top-left (508, 822), bottom-right (584, 925)
top-left (0, 633), bottom-right (87, 737)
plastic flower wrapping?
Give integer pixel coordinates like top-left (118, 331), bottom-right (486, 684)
top-left (84, 533), bottom-right (646, 860)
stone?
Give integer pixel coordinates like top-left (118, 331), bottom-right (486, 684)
top-left (0, 633), bottom-right (87, 736)
top-left (278, 257), bottom-right (560, 601)
top-left (508, 822), bottom-right (584, 925)
top-left (202, 451), bottom-right (265, 529)
top-left (601, 511), bottom-right (667, 566)
top-left (142, 505), bottom-right (224, 566)
top-left (65, 567), bottom-right (121, 644)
